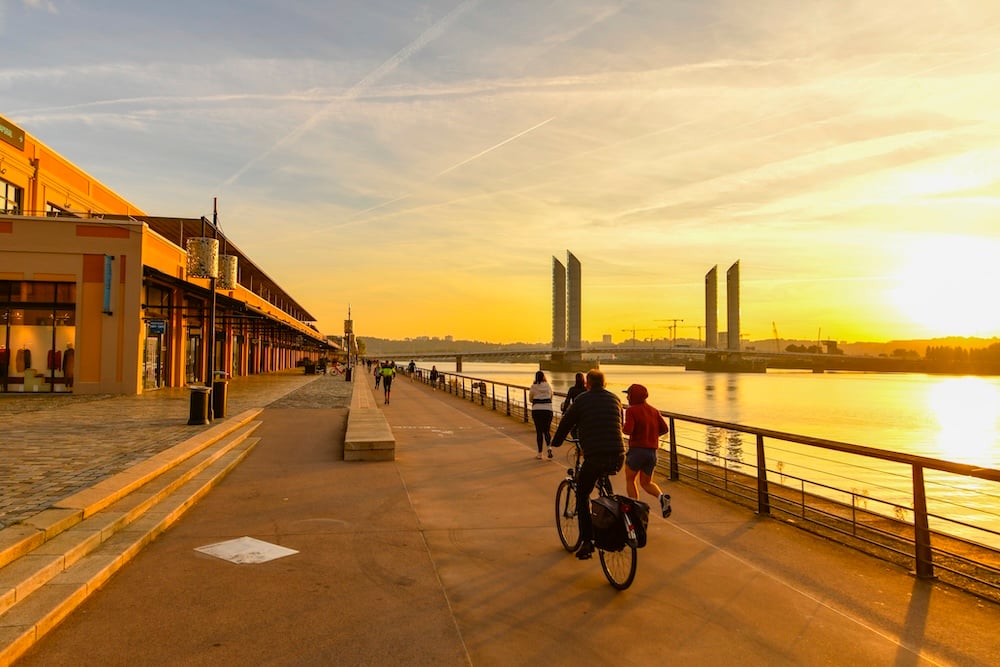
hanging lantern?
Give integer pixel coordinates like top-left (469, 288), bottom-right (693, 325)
top-left (186, 237), bottom-right (219, 279)
top-left (217, 254), bottom-right (238, 289)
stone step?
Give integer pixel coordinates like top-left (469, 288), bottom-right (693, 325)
top-left (0, 412), bottom-right (263, 666)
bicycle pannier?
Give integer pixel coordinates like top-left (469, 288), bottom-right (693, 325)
top-left (591, 496), bottom-right (626, 551)
top-left (616, 496), bottom-right (650, 548)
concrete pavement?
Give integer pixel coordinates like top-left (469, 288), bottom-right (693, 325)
top-left (6, 368), bottom-right (1000, 665)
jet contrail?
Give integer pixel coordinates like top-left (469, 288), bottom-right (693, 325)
top-left (434, 116), bottom-right (557, 178)
top-left (220, 0), bottom-right (482, 189)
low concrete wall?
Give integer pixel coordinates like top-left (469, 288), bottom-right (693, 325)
top-left (344, 371), bottom-right (395, 461)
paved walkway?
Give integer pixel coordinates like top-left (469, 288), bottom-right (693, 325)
top-left (6, 368), bottom-right (1000, 665)
top-left (0, 370), bottom-right (352, 530)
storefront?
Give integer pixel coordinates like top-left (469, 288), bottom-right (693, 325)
top-left (0, 114), bottom-right (333, 395)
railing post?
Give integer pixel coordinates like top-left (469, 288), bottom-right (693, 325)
top-left (522, 388), bottom-right (529, 423)
top-left (668, 417), bottom-right (679, 480)
top-left (505, 386), bottom-right (511, 416)
top-left (755, 434), bottom-right (771, 515)
top-left (912, 465), bottom-right (935, 579)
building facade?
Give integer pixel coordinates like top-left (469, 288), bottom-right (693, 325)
top-left (0, 114), bottom-right (330, 394)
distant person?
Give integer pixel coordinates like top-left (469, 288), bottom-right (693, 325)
top-left (551, 369), bottom-right (626, 560)
top-left (430, 365), bottom-right (439, 389)
top-left (561, 371), bottom-right (587, 413)
top-left (407, 360), bottom-right (416, 379)
top-left (380, 361), bottom-right (396, 404)
top-left (622, 384), bottom-right (671, 518)
top-left (373, 360), bottom-right (381, 389)
top-left (529, 370), bottom-right (555, 459)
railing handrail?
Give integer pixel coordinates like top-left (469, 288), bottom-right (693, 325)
top-left (659, 409), bottom-right (1000, 483)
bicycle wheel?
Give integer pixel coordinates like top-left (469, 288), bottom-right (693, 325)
top-left (555, 479), bottom-right (581, 552)
top-left (599, 540), bottom-right (637, 590)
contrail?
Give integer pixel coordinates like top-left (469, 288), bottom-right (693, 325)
top-left (219, 0), bottom-right (482, 189)
top-left (434, 116), bottom-right (557, 178)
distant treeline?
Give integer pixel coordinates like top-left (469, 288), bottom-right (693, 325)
top-left (924, 343), bottom-right (1000, 374)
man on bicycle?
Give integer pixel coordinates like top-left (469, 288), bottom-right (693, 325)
top-left (551, 369), bottom-right (626, 560)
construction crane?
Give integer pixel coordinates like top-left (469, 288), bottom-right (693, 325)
top-left (621, 327), bottom-right (664, 347)
top-left (654, 319), bottom-right (684, 347)
top-left (772, 322), bottom-right (781, 352)
top-left (677, 324), bottom-right (704, 345)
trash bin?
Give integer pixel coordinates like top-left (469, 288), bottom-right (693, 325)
top-left (212, 379), bottom-right (229, 419)
top-left (187, 385), bottom-right (211, 425)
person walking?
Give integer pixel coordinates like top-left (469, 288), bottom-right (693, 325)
top-left (561, 372), bottom-right (587, 413)
top-left (380, 361), bottom-right (396, 404)
top-left (551, 369), bottom-right (626, 560)
top-left (528, 370), bottom-right (555, 459)
top-left (622, 384), bottom-right (672, 518)
top-left (429, 365), bottom-right (439, 389)
top-left (373, 360), bottom-right (381, 390)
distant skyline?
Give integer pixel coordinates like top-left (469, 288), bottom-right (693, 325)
top-left (4, 1), bottom-right (1000, 344)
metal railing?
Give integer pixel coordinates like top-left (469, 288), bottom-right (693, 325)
top-left (402, 365), bottom-right (1000, 603)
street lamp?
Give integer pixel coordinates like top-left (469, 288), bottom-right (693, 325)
top-left (186, 232), bottom-right (218, 421)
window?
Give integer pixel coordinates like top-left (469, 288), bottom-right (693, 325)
top-left (1, 178), bottom-right (22, 214)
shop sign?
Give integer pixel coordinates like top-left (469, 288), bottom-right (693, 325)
top-left (0, 115), bottom-right (25, 151)
top-left (148, 319), bottom-right (167, 335)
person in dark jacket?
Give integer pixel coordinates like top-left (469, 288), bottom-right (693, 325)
top-left (551, 369), bottom-right (626, 560)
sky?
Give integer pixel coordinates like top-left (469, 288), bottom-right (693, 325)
top-left (3, 0), bottom-right (1000, 345)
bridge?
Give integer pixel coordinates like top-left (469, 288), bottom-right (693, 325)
top-left (378, 346), bottom-right (925, 373)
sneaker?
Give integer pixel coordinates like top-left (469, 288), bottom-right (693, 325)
top-left (536, 453), bottom-right (543, 459)
top-left (547, 448), bottom-right (553, 459)
top-left (659, 493), bottom-right (672, 519)
top-left (575, 541), bottom-right (595, 560)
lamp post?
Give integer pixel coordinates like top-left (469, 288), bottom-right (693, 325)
top-left (185, 232), bottom-right (218, 422)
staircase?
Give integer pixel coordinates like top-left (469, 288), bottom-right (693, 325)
top-left (0, 410), bottom-right (263, 665)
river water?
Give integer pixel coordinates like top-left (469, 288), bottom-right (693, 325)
top-left (415, 360), bottom-right (1000, 545)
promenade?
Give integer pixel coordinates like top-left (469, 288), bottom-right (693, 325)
top-left (4, 368), bottom-right (1000, 665)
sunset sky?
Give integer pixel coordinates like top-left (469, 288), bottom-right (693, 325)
top-left (4, 0), bottom-right (1000, 344)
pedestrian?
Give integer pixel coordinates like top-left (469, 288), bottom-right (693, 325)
top-left (560, 371), bottom-right (587, 417)
top-left (529, 370), bottom-right (555, 459)
top-left (380, 361), bottom-right (396, 404)
top-left (622, 384), bottom-right (672, 518)
top-left (429, 365), bottom-right (439, 389)
top-left (550, 369), bottom-right (626, 560)
top-left (373, 360), bottom-right (381, 389)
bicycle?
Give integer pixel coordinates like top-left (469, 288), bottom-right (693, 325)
top-left (554, 439), bottom-right (638, 590)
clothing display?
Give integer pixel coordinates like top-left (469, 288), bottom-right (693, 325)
top-left (47, 349), bottom-right (62, 370)
top-left (63, 347), bottom-right (75, 386)
top-left (16, 347), bottom-right (31, 372)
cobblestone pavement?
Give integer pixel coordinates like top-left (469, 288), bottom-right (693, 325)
top-left (0, 370), bottom-right (354, 529)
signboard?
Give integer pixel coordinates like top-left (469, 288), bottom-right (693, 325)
top-left (148, 320), bottom-right (167, 335)
top-left (0, 115), bottom-right (25, 151)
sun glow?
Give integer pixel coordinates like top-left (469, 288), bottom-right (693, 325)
top-left (891, 236), bottom-right (1000, 337)
top-left (926, 378), bottom-right (1000, 466)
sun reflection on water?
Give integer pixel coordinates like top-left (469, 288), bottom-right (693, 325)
top-left (926, 377), bottom-right (1000, 466)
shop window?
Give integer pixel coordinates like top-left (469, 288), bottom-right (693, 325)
top-left (0, 281), bottom-right (77, 393)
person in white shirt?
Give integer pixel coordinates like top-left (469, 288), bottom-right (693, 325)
top-left (528, 370), bottom-right (555, 459)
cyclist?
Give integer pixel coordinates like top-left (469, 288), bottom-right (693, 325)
top-left (551, 369), bottom-right (626, 560)
top-left (380, 361), bottom-right (396, 404)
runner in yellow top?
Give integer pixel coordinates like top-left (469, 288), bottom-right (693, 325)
top-left (380, 362), bottom-right (396, 404)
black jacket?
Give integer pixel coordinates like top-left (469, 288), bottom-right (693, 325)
top-left (552, 388), bottom-right (625, 457)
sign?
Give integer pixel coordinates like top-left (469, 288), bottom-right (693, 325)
top-left (0, 115), bottom-right (25, 151)
top-left (148, 319), bottom-right (167, 335)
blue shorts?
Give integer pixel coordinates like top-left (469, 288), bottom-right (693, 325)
top-left (626, 447), bottom-right (658, 476)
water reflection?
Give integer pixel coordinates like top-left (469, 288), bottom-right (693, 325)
top-left (704, 426), bottom-right (744, 468)
top-left (926, 377), bottom-right (1000, 466)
